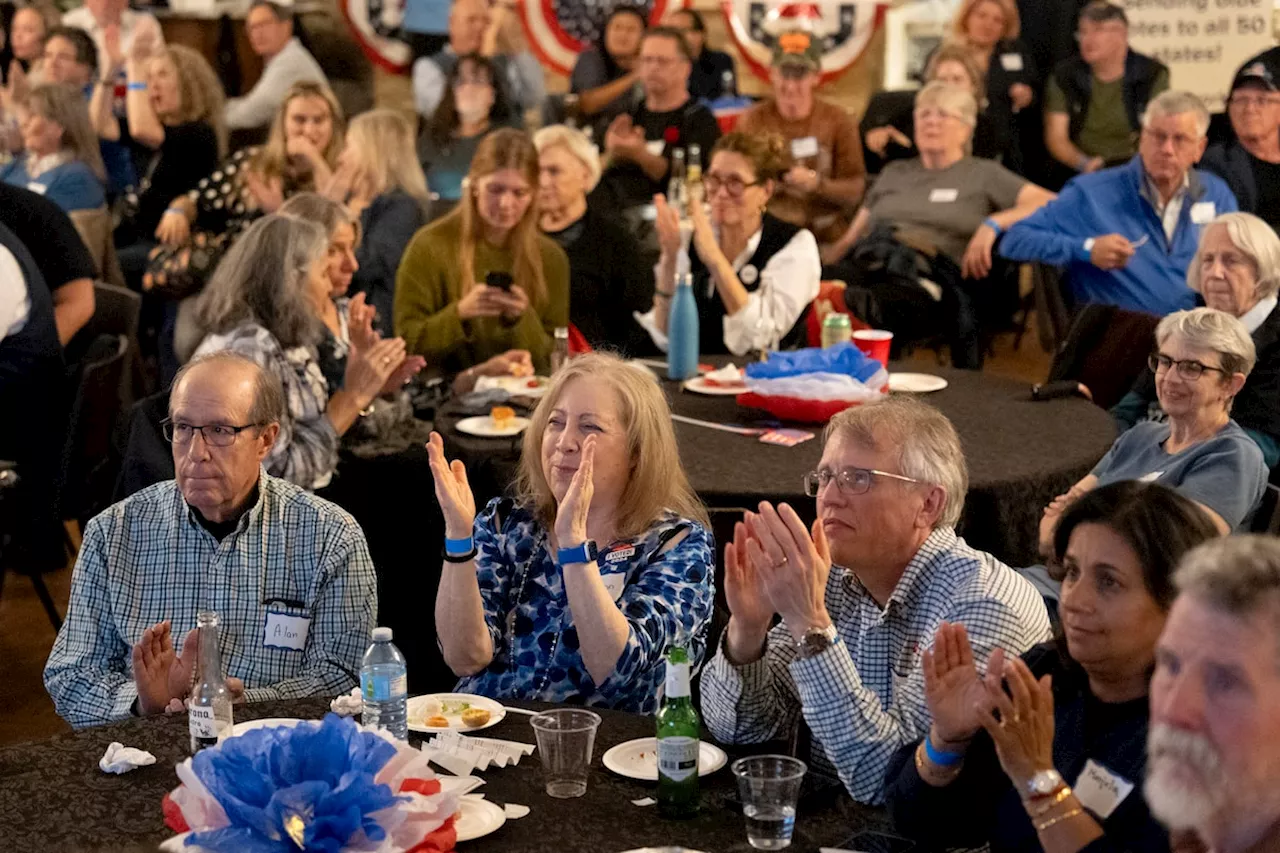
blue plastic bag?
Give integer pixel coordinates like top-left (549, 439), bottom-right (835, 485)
top-left (744, 343), bottom-right (882, 383)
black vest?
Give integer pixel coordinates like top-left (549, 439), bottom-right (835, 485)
top-left (688, 214), bottom-right (806, 355)
top-left (0, 222), bottom-right (60, 392)
top-left (1054, 51), bottom-right (1166, 146)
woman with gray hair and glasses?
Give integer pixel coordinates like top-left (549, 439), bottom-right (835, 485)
top-left (1113, 212), bottom-right (1280, 468)
top-left (1040, 307), bottom-right (1269, 556)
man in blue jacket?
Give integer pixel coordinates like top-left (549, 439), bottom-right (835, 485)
top-left (1001, 90), bottom-right (1238, 316)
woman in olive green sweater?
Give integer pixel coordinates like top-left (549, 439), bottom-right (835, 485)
top-left (394, 128), bottom-right (570, 373)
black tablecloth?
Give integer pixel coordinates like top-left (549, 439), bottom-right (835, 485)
top-left (435, 364), bottom-right (1117, 566)
top-left (0, 698), bottom-right (884, 852)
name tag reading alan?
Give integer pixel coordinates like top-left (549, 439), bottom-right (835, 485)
top-left (1074, 759), bottom-right (1135, 819)
top-left (790, 136), bottom-right (820, 159)
top-left (264, 610), bottom-right (310, 651)
top-left (929, 188), bottom-right (959, 203)
top-left (1000, 52), bottom-right (1024, 72)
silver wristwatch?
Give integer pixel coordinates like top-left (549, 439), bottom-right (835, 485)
top-left (1025, 769), bottom-right (1065, 799)
top-left (795, 624), bottom-right (838, 659)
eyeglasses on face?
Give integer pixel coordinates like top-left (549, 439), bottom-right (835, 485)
top-left (914, 107), bottom-right (963, 123)
top-left (1142, 128), bottom-right (1199, 149)
top-left (802, 466), bottom-right (924, 497)
top-left (1148, 353), bottom-right (1229, 380)
top-left (704, 173), bottom-right (761, 197)
top-left (163, 419), bottom-right (263, 447)
top-left (1228, 94), bottom-right (1280, 110)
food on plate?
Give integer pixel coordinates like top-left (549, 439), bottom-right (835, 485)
top-left (461, 707), bottom-right (492, 728)
top-left (420, 697), bottom-right (444, 718)
top-left (490, 406), bottom-right (516, 429)
top-left (441, 699), bottom-right (472, 715)
top-left (425, 715), bottom-right (450, 728)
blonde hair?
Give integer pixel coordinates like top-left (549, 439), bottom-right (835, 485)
top-left (23, 82), bottom-right (105, 181)
top-left (532, 124), bottom-right (601, 192)
top-left (158, 45), bottom-right (228, 159)
top-left (925, 42), bottom-right (989, 109)
top-left (449, 128), bottom-right (547, 308)
top-left (254, 81), bottom-right (345, 185)
top-left (712, 129), bottom-right (792, 182)
top-left (344, 109), bottom-right (429, 204)
top-left (915, 80), bottom-right (979, 128)
top-left (1188, 212), bottom-right (1280, 304)
top-left (516, 353), bottom-right (710, 537)
top-left (949, 0), bottom-right (1020, 43)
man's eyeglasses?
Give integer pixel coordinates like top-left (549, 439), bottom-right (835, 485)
top-left (163, 420), bottom-right (264, 447)
top-left (1148, 353), bottom-right (1229, 380)
top-left (914, 107), bottom-right (963, 123)
top-left (640, 55), bottom-right (681, 68)
top-left (704, 173), bottom-right (761, 197)
top-left (803, 466), bottom-right (924, 497)
top-left (1229, 94), bottom-right (1280, 110)
top-left (1142, 129), bottom-right (1199, 149)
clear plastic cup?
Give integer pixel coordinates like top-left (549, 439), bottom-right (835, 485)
top-left (529, 709), bottom-right (602, 798)
top-left (731, 755), bottom-right (808, 850)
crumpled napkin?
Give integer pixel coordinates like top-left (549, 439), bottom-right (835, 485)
top-left (701, 363), bottom-right (744, 386)
top-left (99, 741), bottom-right (156, 774)
top-left (330, 687), bottom-right (362, 717)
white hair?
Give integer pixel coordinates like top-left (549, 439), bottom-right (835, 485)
top-left (1156, 307), bottom-right (1257, 377)
top-left (914, 80), bottom-right (978, 129)
top-left (1142, 90), bottom-right (1211, 138)
top-left (1187, 212), bottom-right (1280, 303)
top-left (533, 124), bottom-right (602, 192)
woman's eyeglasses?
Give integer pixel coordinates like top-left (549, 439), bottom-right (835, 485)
top-left (704, 173), bottom-right (761, 198)
top-left (802, 466), bottom-right (924, 497)
top-left (1148, 353), bottom-right (1229, 380)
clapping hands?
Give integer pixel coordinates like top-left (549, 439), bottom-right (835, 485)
top-left (132, 620), bottom-right (197, 715)
top-left (605, 115), bottom-right (645, 160)
top-left (554, 434), bottom-right (596, 549)
top-left (923, 622), bottom-right (995, 749)
top-left (427, 431), bottom-right (477, 540)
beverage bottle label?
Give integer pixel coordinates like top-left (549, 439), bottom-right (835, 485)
top-left (362, 671), bottom-right (407, 701)
top-left (658, 736), bottom-right (700, 782)
top-left (665, 661), bottom-right (691, 698)
top-left (189, 705), bottom-right (217, 740)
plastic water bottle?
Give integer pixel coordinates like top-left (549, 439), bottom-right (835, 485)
top-left (360, 627), bottom-right (408, 740)
top-left (668, 272), bottom-right (699, 380)
top-left (551, 326), bottom-right (570, 373)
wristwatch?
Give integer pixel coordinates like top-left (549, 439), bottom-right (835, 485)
top-left (556, 540), bottom-right (599, 565)
top-left (1024, 769), bottom-right (1066, 799)
top-left (795, 624), bottom-right (838, 659)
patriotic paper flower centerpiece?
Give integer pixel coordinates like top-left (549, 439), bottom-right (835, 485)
top-left (161, 714), bottom-right (460, 853)
top-left (738, 342), bottom-right (888, 422)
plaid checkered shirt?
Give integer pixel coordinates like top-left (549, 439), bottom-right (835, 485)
top-left (44, 471), bottom-right (377, 729)
top-left (699, 526), bottom-right (1052, 804)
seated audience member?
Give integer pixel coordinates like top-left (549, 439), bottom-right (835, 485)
top-left (1044, 2), bottom-right (1168, 176)
top-left (700, 397), bottom-right (1051, 802)
top-left (1002, 91), bottom-right (1236, 317)
top-left (1145, 535), bottom-right (1280, 853)
top-left (885, 481), bottom-right (1220, 853)
top-left (534, 124), bottom-right (653, 355)
top-left (225, 1), bottom-right (326, 133)
top-left (1041, 308), bottom-right (1268, 556)
top-left (1200, 65), bottom-right (1280, 233)
top-left (418, 54), bottom-right (515, 214)
top-left (863, 45), bottom-right (1007, 173)
top-left (412, 0), bottom-right (543, 120)
top-left (2, 83), bottom-right (105, 213)
top-left (331, 109), bottom-right (428, 335)
top-left (738, 30), bottom-right (866, 247)
top-left (592, 26), bottom-right (721, 212)
top-left (1114, 213), bottom-right (1280, 468)
top-left (95, 38), bottom-right (225, 286)
top-left (189, 215), bottom-right (417, 490)
top-left (826, 82), bottom-right (1054, 367)
top-left (428, 352), bottom-right (715, 713)
top-left (42, 351), bottom-right (378, 730)
top-left (396, 128), bottom-right (569, 374)
top-left (62, 0), bottom-right (164, 82)
top-left (2, 5), bottom-right (53, 87)
top-left (568, 5), bottom-right (645, 139)
top-left (0, 182), bottom-right (95, 345)
top-left (668, 8), bottom-right (735, 101)
top-left (641, 130), bottom-right (821, 357)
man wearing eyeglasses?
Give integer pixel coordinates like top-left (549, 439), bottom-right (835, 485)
top-left (44, 352), bottom-right (377, 730)
top-left (1002, 89), bottom-right (1238, 317)
top-left (700, 397), bottom-right (1051, 804)
top-left (1201, 66), bottom-right (1280, 233)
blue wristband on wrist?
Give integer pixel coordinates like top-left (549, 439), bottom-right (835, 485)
top-left (444, 536), bottom-right (474, 556)
top-left (924, 733), bottom-right (965, 766)
top-left (984, 217), bottom-right (1003, 237)
top-left (127, 81), bottom-right (147, 91)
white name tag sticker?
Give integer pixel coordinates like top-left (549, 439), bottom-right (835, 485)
top-left (645, 139), bottom-right (666, 157)
top-left (790, 136), bottom-right (820, 159)
top-left (1074, 759), bottom-right (1135, 819)
top-left (1000, 52), bottom-right (1024, 72)
top-left (929, 188), bottom-right (959, 203)
top-left (264, 610), bottom-right (310, 651)
top-left (1139, 470), bottom-right (1164, 483)
top-left (1190, 202), bottom-right (1216, 224)
top-left (600, 572), bottom-right (628, 602)
top-left (26, 182), bottom-right (47, 195)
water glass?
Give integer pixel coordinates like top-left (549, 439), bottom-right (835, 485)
top-left (731, 755), bottom-right (807, 850)
top-left (529, 709), bottom-right (602, 798)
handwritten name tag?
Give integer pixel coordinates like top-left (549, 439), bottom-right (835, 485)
top-left (791, 136), bottom-right (820, 159)
top-left (1190, 202), bottom-right (1216, 225)
top-left (1074, 759), bottom-right (1135, 819)
top-left (929, 188), bottom-right (959, 203)
top-left (645, 139), bottom-right (666, 157)
top-left (1000, 53), bottom-right (1024, 72)
top-left (264, 610), bottom-right (310, 651)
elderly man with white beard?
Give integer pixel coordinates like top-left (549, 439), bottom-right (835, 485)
top-left (1147, 535), bottom-right (1280, 853)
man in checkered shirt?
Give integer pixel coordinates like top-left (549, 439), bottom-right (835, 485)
top-left (700, 397), bottom-right (1051, 804)
top-left (44, 352), bottom-right (377, 729)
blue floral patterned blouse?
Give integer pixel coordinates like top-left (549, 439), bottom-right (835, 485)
top-left (455, 498), bottom-right (716, 714)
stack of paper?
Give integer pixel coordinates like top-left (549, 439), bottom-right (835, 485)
top-left (423, 731), bottom-right (536, 772)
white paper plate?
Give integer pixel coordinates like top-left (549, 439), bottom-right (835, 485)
top-left (889, 372), bottom-right (949, 393)
top-left (407, 693), bottom-right (507, 733)
top-left (455, 796), bottom-right (507, 842)
top-left (474, 375), bottom-right (550, 399)
top-left (602, 737), bottom-right (729, 781)
top-left (682, 376), bottom-right (746, 396)
top-left (230, 717), bottom-right (314, 736)
top-left (454, 415), bottom-right (531, 438)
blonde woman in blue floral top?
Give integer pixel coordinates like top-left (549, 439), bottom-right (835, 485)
top-left (428, 353), bottom-right (716, 713)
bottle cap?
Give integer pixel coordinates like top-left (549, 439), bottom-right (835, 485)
top-left (372, 627), bottom-right (393, 641)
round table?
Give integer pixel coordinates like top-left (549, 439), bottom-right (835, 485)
top-left (437, 363), bottom-right (1116, 566)
top-left (0, 698), bottom-right (884, 853)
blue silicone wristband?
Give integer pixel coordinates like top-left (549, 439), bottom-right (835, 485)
top-left (924, 733), bottom-right (965, 766)
top-left (127, 81), bottom-right (147, 91)
top-left (444, 536), bottom-right (474, 556)
top-left (984, 217), bottom-right (1003, 237)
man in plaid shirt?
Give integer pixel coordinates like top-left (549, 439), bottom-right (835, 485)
top-left (700, 397), bottom-right (1051, 804)
top-left (44, 353), bottom-right (377, 729)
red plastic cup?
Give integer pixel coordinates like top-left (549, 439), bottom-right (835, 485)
top-left (852, 329), bottom-right (893, 367)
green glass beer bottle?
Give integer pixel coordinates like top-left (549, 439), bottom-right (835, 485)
top-left (657, 646), bottom-right (701, 818)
